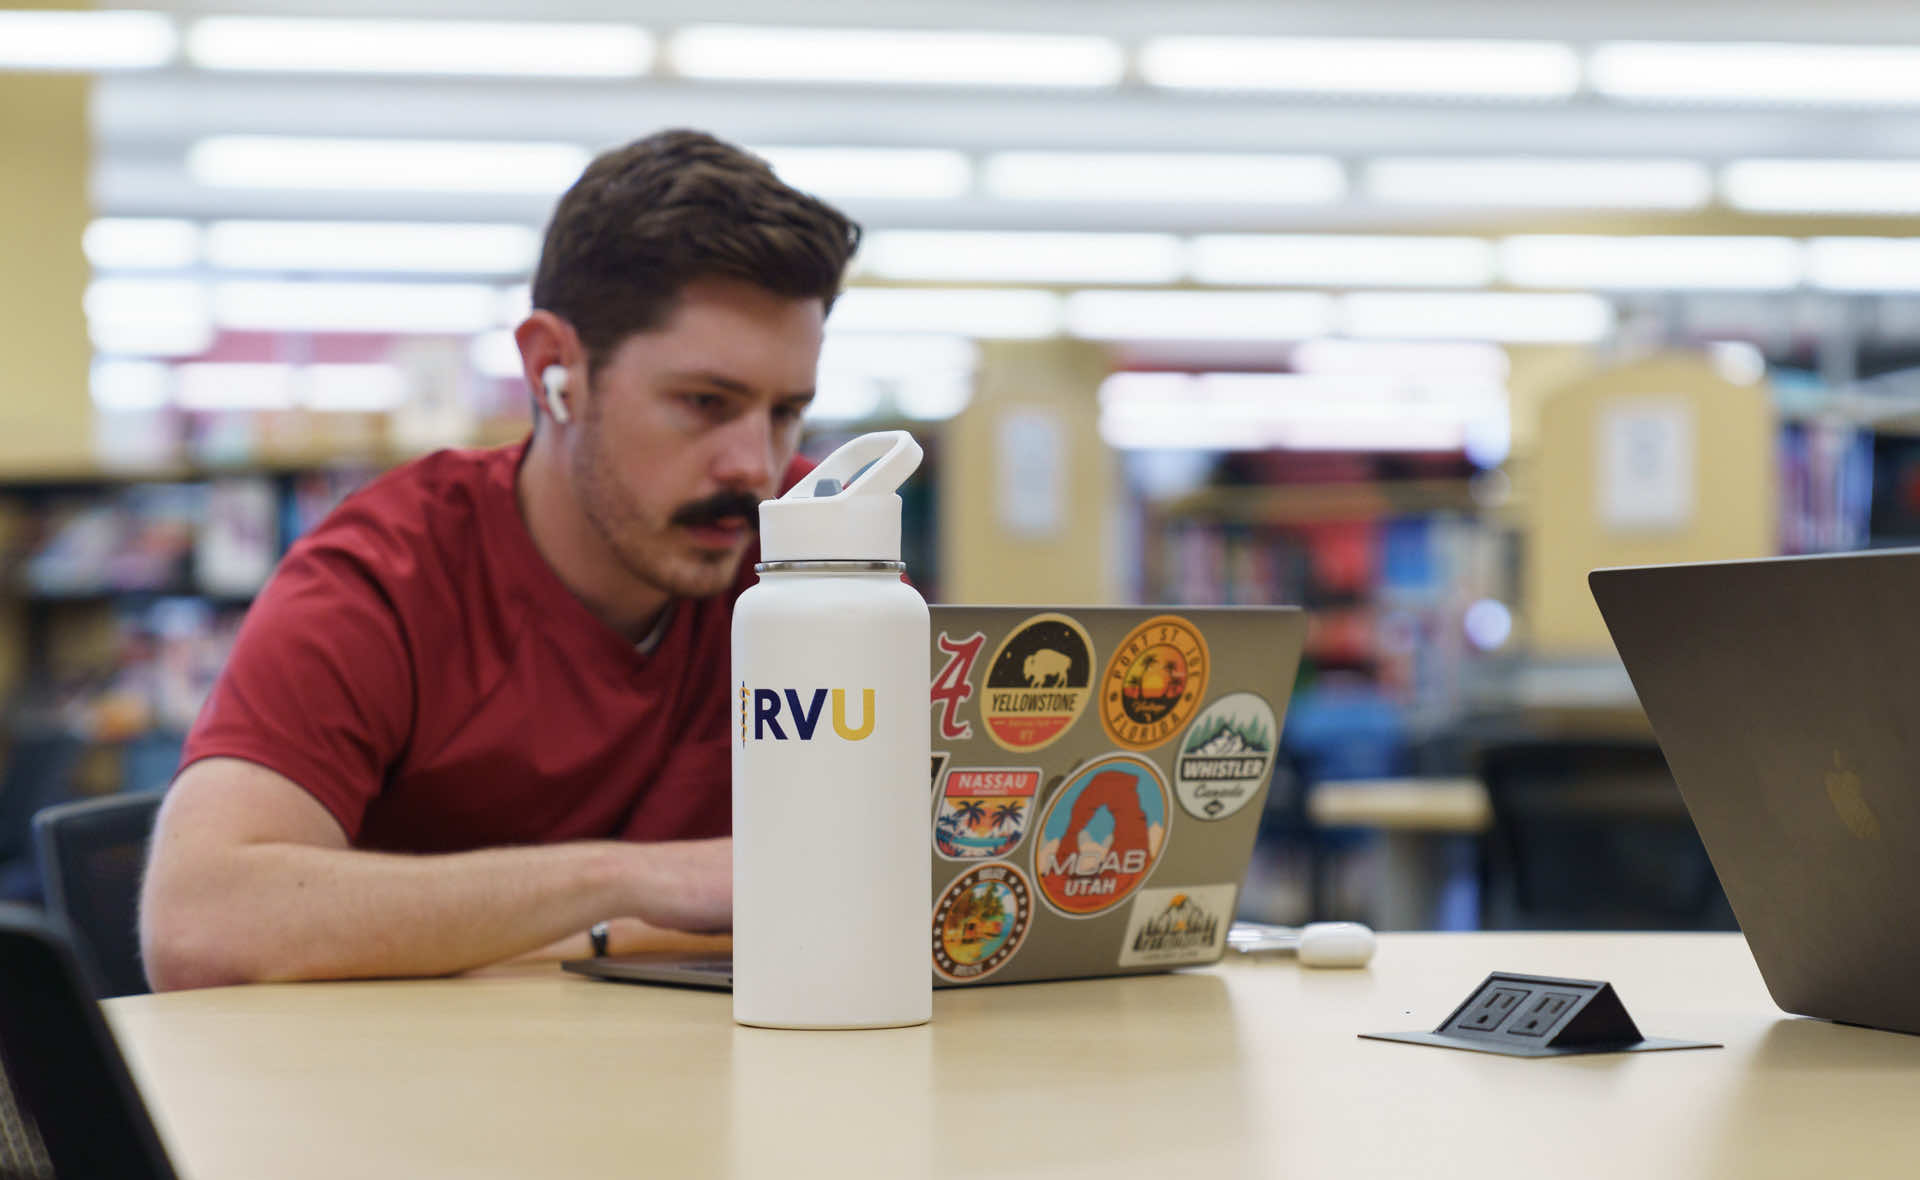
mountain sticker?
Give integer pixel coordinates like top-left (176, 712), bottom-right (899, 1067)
top-left (1173, 692), bottom-right (1279, 822)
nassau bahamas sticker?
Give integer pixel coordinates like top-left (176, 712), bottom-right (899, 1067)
top-left (1100, 615), bottom-right (1210, 751)
top-left (932, 863), bottom-right (1034, 983)
top-left (934, 768), bottom-right (1041, 861)
top-left (1174, 693), bottom-right (1279, 821)
top-left (1033, 753), bottom-right (1170, 918)
top-left (981, 612), bottom-right (1095, 753)
top-left (1117, 884), bottom-right (1238, 968)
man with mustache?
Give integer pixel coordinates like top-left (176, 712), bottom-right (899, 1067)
top-left (138, 130), bottom-right (858, 989)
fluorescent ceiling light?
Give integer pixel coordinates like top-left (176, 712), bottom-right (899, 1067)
top-left (754, 147), bottom-right (971, 200)
top-left (189, 137), bottom-right (591, 194)
top-left (211, 280), bottom-right (499, 333)
top-left (1807, 238), bottom-right (1920, 292)
top-left (89, 318), bottom-right (215, 358)
top-left (187, 17), bottom-right (652, 77)
top-left (498, 285), bottom-right (533, 326)
top-left (205, 222), bottom-right (539, 275)
top-left (1590, 42), bottom-right (1920, 106)
top-left (670, 26), bottom-right (1123, 88)
top-left (1723, 159), bottom-right (1920, 214)
top-left (1190, 235), bottom-right (1493, 288)
top-left (1499, 235), bottom-right (1803, 291)
top-left (171, 362), bottom-right (412, 412)
top-left (1098, 371), bottom-right (1507, 452)
top-left (84, 219), bottom-right (201, 270)
top-left (860, 231), bottom-right (1184, 284)
top-left (1365, 158), bottom-right (1711, 210)
top-left (892, 373), bottom-right (974, 421)
top-left (830, 288), bottom-right (1061, 338)
top-left (470, 331), bottom-right (526, 380)
top-left (809, 375), bottom-right (887, 422)
top-left (1138, 37), bottom-right (1579, 99)
top-left (302, 365), bottom-right (410, 411)
top-left (984, 153), bottom-right (1345, 205)
top-left (0, 10), bottom-right (176, 70)
top-left (1066, 290), bottom-right (1335, 342)
top-left (1292, 339), bottom-right (1510, 380)
top-left (91, 361), bottom-right (174, 412)
top-left (175, 363), bottom-right (298, 412)
top-left (85, 278), bottom-right (214, 357)
top-left (815, 333), bottom-right (978, 422)
top-left (818, 333), bottom-right (979, 375)
top-left (1341, 292), bottom-right (1615, 342)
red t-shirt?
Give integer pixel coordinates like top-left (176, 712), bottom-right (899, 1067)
top-left (180, 440), bottom-right (806, 853)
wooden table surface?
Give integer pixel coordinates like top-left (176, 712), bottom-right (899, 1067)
top-left (106, 933), bottom-right (1920, 1179)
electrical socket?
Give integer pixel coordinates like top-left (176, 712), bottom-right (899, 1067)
top-left (1458, 985), bottom-right (1529, 1031)
top-left (1433, 973), bottom-right (1638, 1051)
top-left (1364, 971), bottom-right (1721, 1058)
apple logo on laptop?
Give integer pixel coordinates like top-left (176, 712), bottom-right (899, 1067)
top-left (1825, 751), bottom-right (1882, 841)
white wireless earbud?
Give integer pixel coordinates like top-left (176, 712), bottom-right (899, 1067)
top-left (540, 365), bottom-right (572, 425)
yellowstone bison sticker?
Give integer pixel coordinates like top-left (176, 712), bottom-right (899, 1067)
top-left (1173, 693), bottom-right (1279, 822)
top-left (1100, 615), bottom-right (1210, 751)
top-left (934, 767), bottom-right (1041, 861)
top-left (980, 612), bottom-right (1095, 753)
top-left (1032, 753), bottom-right (1170, 918)
top-left (932, 863), bottom-right (1034, 982)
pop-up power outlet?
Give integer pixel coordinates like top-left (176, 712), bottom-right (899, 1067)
top-left (1362, 972), bottom-right (1721, 1058)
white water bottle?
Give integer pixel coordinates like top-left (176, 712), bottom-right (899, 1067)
top-left (731, 431), bottom-right (931, 1029)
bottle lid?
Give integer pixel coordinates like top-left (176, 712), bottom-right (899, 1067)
top-left (758, 430), bottom-right (924, 563)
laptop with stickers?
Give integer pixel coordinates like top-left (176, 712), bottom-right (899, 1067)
top-left (565, 605), bottom-right (1305, 991)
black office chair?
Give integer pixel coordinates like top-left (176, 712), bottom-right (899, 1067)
top-left (32, 792), bottom-right (166, 998)
top-left (0, 734), bottom-right (84, 903)
top-left (0, 904), bottom-right (179, 1179)
top-left (1476, 738), bottom-right (1737, 932)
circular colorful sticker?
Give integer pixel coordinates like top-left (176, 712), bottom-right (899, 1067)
top-left (932, 863), bottom-right (1034, 982)
top-left (1174, 692), bottom-right (1280, 822)
top-left (1032, 753), bottom-right (1170, 918)
top-left (1099, 615), bottom-right (1211, 751)
top-left (980, 612), bottom-right (1095, 753)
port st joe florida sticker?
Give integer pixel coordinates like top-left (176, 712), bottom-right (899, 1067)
top-left (934, 767), bottom-right (1040, 861)
top-left (932, 863), bottom-right (1034, 982)
top-left (1173, 693), bottom-right (1279, 822)
top-left (1117, 884), bottom-right (1238, 968)
top-left (1032, 753), bottom-right (1169, 918)
top-left (980, 612), bottom-right (1095, 753)
top-left (1100, 615), bottom-right (1210, 752)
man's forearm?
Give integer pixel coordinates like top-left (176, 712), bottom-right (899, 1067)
top-left (143, 838), bottom-right (703, 989)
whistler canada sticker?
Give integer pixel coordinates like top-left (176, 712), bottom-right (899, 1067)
top-left (1032, 754), bottom-right (1170, 918)
top-left (932, 863), bottom-right (1034, 983)
top-left (1173, 693), bottom-right (1279, 821)
top-left (1117, 885), bottom-right (1238, 968)
top-left (1099, 615), bottom-right (1211, 752)
top-left (980, 613), bottom-right (1095, 753)
top-left (934, 768), bottom-right (1041, 861)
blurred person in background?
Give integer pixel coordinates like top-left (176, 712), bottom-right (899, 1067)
top-left (139, 129), bottom-right (859, 989)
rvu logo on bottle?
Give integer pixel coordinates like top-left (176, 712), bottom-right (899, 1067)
top-left (740, 683), bottom-right (877, 745)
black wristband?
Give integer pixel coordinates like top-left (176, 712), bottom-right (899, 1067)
top-left (589, 922), bottom-right (610, 957)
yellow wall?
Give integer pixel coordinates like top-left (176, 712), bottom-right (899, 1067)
top-left (940, 339), bottom-right (1118, 605)
top-left (1523, 352), bottom-right (1777, 655)
top-left (0, 11), bottom-right (93, 474)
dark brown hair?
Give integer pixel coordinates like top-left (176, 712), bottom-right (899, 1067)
top-left (532, 129), bottom-right (862, 374)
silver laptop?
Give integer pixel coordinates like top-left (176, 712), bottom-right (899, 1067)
top-left (567, 605), bottom-right (1305, 990)
top-left (1591, 551), bottom-right (1920, 1035)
